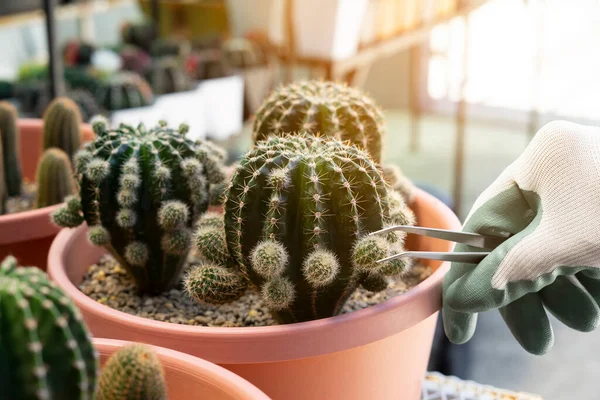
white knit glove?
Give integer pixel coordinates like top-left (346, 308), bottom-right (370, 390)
top-left (443, 120), bottom-right (600, 354)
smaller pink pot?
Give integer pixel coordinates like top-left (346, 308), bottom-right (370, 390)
top-left (94, 338), bottom-right (270, 399)
top-left (0, 119), bottom-right (93, 270)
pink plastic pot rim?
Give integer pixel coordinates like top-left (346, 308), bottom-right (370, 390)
top-left (49, 189), bottom-right (457, 364)
top-left (0, 119), bottom-right (92, 245)
top-left (93, 338), bottom-right (270, 400)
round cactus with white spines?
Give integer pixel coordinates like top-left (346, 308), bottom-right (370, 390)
top-left (52, 120), bottom-right (227, 294)
top-left (187, 135), bottom-right (414, 323)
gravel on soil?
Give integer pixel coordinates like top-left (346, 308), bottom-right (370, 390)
top-left (6, 181), bottom-right (37, 214)
top-left (79, 255), bottom-right (432, 327)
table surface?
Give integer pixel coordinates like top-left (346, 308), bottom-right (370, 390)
top-left (423, 372), bottom-right (543, 400)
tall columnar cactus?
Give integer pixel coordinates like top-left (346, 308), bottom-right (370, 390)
top-left (186, 135), bottom-right (414, 323)
top-left (34, 148), bottom-right (77, 208)
top-left (0, 256), bottom-right (98, 399)
top-left (252, 81), bottom-right (386, 163)
top-left (0, 101), bottom-right (22, 197)
top-left (52, 120), bottom-right (226, 294)
top-left (95, 343), bottom-right (166, 400)
top-left (43, 97), bottom-right (82, 160)
top-left (96, 72), bottom-right (154, 111)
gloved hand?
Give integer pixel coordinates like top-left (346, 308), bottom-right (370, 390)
top-left (443, 120), bottom-right (600, 355)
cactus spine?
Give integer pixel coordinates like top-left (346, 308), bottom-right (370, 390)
top-left (95, 343), bottom-right (166, 400)
top-left (252, 81), bottom-right (386, 163)
top-left (0, 256), bottom-right (98, 400)
top-left (187, 135), bottom-right (414, 323)
top-left (0, 101), bottom-right (22, 197)
top-left (42, 97), bottom-right (82, 161)
top-left (34, 148), bottom-right (77, 208)
top-left (52, 120), bottom-right (226, 294)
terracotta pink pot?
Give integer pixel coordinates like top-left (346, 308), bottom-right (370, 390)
top-left (49, 188), bottom-right (460, 400)
top-left (0, 119), bottom-right (94, 270)
top-left (94, 338), bottom-right (269, 399)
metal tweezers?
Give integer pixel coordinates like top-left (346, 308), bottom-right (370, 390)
top-left (370, 225), bottom-right (509, 264)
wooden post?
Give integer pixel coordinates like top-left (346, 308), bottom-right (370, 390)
top-left (409, 45), bottom-right (421, 152)
top-left (452, 16), bottom-right (470, 217)
top-left (43, 0), bottom-right (65, 100)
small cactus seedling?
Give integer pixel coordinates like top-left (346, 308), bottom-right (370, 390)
top-left (52, 120), bottom-right (227, 294)
top-left (186, 135), bottom-right (414, 323)
top-left (0, 256), bottom-right (98, 399)
top-left (95, 343), bottom-right (167, 400)
top-left (252, 80), bottom-right (386, 163)
top-left (34, 148), bottom-right (77, 208)
top-left (96, 72), bottom-right (154, 111)
top-left (0, 101), bottom-right (22, 197)
top-left (42, 97), bottom-right (82, 161)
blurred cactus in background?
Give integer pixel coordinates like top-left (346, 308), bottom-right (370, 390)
top-left (96, 72), bottom-right (154, 111)
top-left (0, 101), bottom-right (21, 197)
top-left (253, 80), bottom-right (386, 163)
top-left (42, 97), bottom-right (82, 160)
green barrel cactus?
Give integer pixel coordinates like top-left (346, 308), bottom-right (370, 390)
top-left (0, 101), bottom-right (22, 197)
top-left (252, 80), bottom-right (386, 163)
top-left (52, 120), bottom-right (227, 294)
top-left (34, 148), bottom-right (77, 208)
top-left (43, 97), bottom-right (82, 160)
top-left (96, 72), bottom-right (154, 111)
top-left (0, 256), bottom-right (98, 400)
top-left (95, 343), bottom-right (166, 400)
top-left (186, 135), bottom-right (414, 323)
top-left (148, 57), bottom-right (190, 95)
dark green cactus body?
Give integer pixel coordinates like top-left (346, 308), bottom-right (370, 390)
top-left (53, 121), bottom-right (226, 294)
top-left (0, 101), bottom-right (22, 197)
top-left (96, 343), bottom-right (166, 400)
top-left (223, 136), bottom-right (394, 322)
top-left (252, 81), bottom-right (386, 163)
top-left (0, 256), bottom-right (98, 400)
top-left (35, 148), bottom-right (76, 208)
top-left (43, 97), bottom-right (82, 160)
top-left (96, 72), bottom-right (154, 111)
